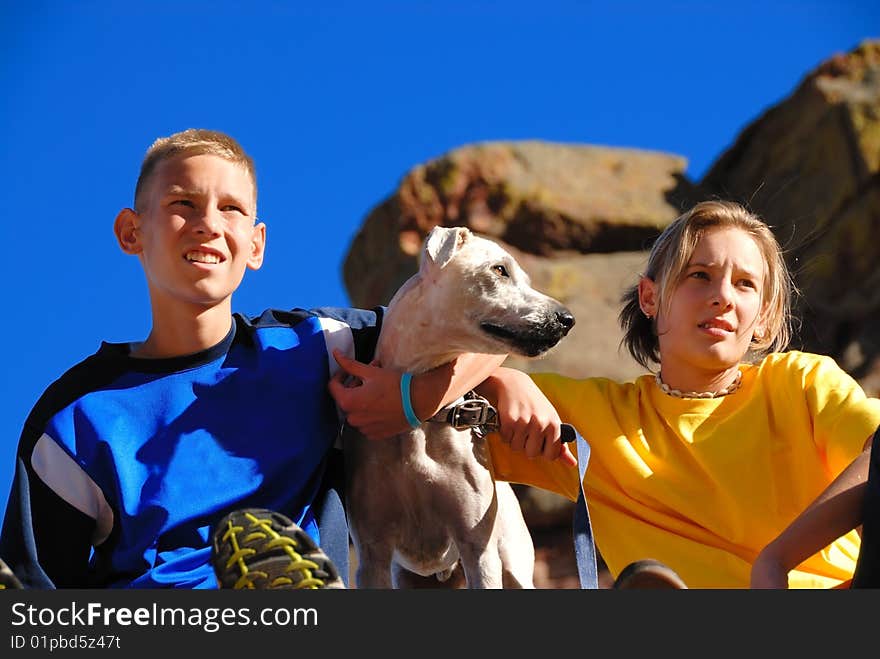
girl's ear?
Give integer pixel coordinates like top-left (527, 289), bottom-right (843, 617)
top-left (638, 275), bottom-right (659, 319)
top-left (114, 208), bottom-right (142, 255)
top-left (753, 304), bottom-right (769, 341)
top-left (247, 222), bottom-right (266, 270)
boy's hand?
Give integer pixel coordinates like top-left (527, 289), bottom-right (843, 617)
top-left (477, 367), bottom-right (577, 467)
top-left (328, 350), bottom-right (411, 439)
top-left (329, 351), bottom-right (506, 441)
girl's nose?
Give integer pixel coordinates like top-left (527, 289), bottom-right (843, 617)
top-left (711, 279), bottom-right (734, 308)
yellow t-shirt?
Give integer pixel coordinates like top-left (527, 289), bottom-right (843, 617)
top-left (486, 351), bottom-right (880, 588)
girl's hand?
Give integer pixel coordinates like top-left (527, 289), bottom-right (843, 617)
top-left (750, 547), bottom-right (790, 589)
top-left (477, 367), bottom-right (577, 467)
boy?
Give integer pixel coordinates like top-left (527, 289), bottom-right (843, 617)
top-left (0, 129), bottom-right (510, 588)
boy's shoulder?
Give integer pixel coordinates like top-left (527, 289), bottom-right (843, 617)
top-left (22, 344), bottom-right (130, 441)
top-left (243, 306), bottom-right (385, 331)
top-left (22, 306), bottom-right (388, 439)
top-left (241, 306), bottom-right (386, 365)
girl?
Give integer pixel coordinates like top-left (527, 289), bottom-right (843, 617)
top-left (479, 200), bottom-right (880, 588)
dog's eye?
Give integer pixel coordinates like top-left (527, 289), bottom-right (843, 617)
top-left (492, 265), bottom-right (509, 278)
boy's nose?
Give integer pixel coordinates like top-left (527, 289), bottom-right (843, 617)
top-left (193, 209), bottom-right (222, 236)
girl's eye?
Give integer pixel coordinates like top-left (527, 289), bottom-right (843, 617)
top-left (689, 270), bottom-right (709, 280)
top-left (492, 265), bottom-right (509, 278)
top-left (739, 279), bottom-right (757, 289)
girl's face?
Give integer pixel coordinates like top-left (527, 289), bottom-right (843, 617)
top-left (641, 226), bottom-right (768, 379)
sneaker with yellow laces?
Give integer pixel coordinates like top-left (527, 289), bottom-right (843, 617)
top-left (0, 558), bottom-right (23, 590)
top-left (212, 508), bottom-right (345, 589)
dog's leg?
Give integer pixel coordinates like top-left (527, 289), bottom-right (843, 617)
top-left (501, 559), bottom-right (535, 589)
top-left (354, 543), bottom-right (394, 589)
top-left (501, 553), bottom-right (536, 589)
top-left (496, 482), bottom-right (536, 589)
top-left (457, 539), bottom-right (505, 588)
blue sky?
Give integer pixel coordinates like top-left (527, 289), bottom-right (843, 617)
top-left (1, 2), bottom-right (877, 515)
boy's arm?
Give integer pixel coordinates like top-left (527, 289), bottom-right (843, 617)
top-left (751, 437), bottom-right (873, 588)
top-left (1, 448), bottom-right (94, 588)
top-left (328, 351), bottom-right (505, 439)
top-left (329, 358), bottom-right (575, 465)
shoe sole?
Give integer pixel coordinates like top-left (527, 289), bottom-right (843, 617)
top-left (212, 508), bottom-right (344, 589)
top-left (0, 558), bottom-right (23, 590)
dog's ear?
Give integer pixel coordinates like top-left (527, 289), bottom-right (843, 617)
top-left (424, 226), bottom-right (471, 270)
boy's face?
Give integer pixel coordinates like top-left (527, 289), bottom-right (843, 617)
top-left (115, 153), bottom-right (265, 313)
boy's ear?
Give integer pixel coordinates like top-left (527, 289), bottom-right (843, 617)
top-left (114, 208), bottom-right (142, 255)
top-left (247, 222), bottom-right (266, 270)
top-left (637, 275), bottom-right (658, 318)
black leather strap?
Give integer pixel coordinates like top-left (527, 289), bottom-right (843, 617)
top-left (427, 392), bottom-right (498, 433)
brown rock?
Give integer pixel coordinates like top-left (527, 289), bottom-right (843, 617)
top-left (343, 141), bottom-right (699, 309)
top-left (701, 40), bottom-right (880, 373)
top-left (497, 245), bottom-right (647, 382)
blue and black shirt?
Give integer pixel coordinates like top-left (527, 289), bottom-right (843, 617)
top-left (0, 307), bottom-right (381, 588)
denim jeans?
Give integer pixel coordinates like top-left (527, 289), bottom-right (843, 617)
top-left (852, 427), bottom-right (880, 588)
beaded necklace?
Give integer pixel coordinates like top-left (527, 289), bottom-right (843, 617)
top-left (654, 369), bottom-right (743, 399)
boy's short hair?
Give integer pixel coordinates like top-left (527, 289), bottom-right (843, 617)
top-left (620, 200), bottom-right (796, 369)
top-left (133, 128), bottom-right (257, 212)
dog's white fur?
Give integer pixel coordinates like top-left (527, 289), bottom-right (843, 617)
top-left (344, 226), bottom-right (574, 589)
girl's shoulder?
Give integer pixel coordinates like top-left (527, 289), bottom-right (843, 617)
top-left (748, 350), bottom-right (855, 390)
top-left (750, 349), bottom-right (839, 372)
top-left (530, 371), bottom-right (650, 401)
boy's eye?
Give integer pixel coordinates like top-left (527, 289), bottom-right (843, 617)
top-left (171, 199), bottom-right (195, 208)
top-left (221, 205), bottom-right (244, 214)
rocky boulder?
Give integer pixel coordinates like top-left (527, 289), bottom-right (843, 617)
top-left (701, 40), bottom-right (880, 389)
top-left (342, 141), bottom-right (699, 384)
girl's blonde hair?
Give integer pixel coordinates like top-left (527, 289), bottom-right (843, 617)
top-left (133, 128), bottom-right (256, 212)
top-left (620, 200), bottom-right (795, 369)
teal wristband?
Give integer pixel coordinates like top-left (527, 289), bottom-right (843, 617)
top-left (400, 371), bottom-right (421, 428)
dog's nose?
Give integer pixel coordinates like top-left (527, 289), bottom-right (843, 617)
top-left (556, 308), bottom-right (575, 334)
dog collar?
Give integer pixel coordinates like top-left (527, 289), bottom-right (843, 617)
top-left (427, 391), bottom-right (499, 437)
top-left (427, 393), bottom-right (579, 444)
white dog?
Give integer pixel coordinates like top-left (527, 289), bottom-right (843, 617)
top-left (344, 226), bottom-right (575, 589)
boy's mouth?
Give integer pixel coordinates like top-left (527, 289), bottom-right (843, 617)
top-left (185, 250), bottom-right (223, 264)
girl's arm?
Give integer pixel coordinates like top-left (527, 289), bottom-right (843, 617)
top-left (751, 438), bottom-right (873, 588)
